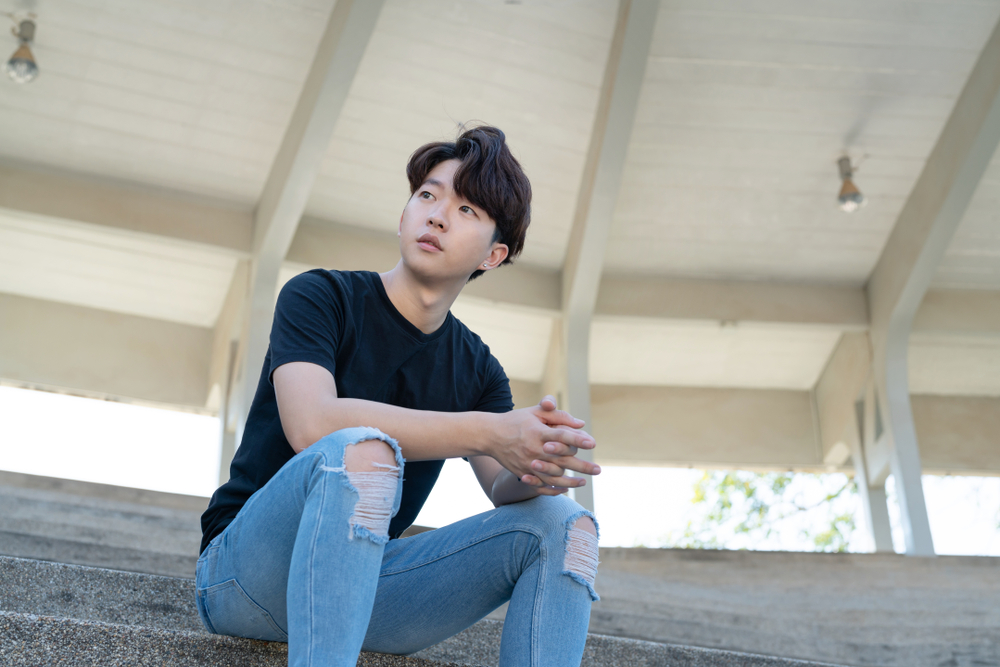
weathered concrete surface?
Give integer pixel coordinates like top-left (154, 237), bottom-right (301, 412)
top-left (0, 558), bottom-right (839, 667)
top-left (0, 612), bottom-right (455, 667)
top-left (488, 548), bottom-right (1000, 667)
top-left (3, 471), bottom-right (998, 666)
top-left (0, 470), bottom-right (203, 578)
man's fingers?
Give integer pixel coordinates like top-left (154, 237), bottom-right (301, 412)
top-left (548, 426), bottom-right (595, 450)
top-left (540, 454), bottom-right (601, 477)
top-left (535, 471), bottom-right (587, 488)
top-left (538, 408), bottom-right (585, 429)
top-left (530, 459), bottom-right (565, 478)
top-left (543, 441), bottom-right (578, 457)
top-left (538, 394), bottom-right (558, 411)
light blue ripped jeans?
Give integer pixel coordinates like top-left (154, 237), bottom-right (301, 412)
top-left (195, 427), bottom-right (600, 667)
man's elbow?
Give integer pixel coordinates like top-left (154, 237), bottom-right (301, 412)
top-left (283, 417), bottom-right (333, 454)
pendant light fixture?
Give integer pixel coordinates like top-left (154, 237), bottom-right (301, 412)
top-left (4, 17), bottom-right (38, 84)
top-left (837, 156), bottom-right (865, 213)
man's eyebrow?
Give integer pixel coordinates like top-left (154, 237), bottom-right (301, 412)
top-left (423, 178), bottom-right (444, 189)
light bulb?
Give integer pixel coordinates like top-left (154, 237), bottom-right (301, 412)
top-left (4, 43), bottom-right (38, 83)
top-left (838, 177), bottom-right (865, 213)
top-left (837, 156), bottom-right (865, 213)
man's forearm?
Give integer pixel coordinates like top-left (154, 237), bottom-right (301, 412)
top-left (291, 396), bottom-right (499, 461)
top-left (491, 468), bottom-right (547, 506)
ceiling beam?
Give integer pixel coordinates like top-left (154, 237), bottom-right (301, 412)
top-left (0, 292), bottom-right (212, 409)
top-left (0, 161), bottom-right (252, 254)
top-left (597, 275), bottom-right (868, 330)
top-left (234, 0), bottom-right (385, 440)
top-left (865, 16), bottom-right (1000, 556)
top-left (814, 332), bottom-right (871, 467)
top-left (554, 0), bottom-right (660, 511)
top-left (4, 176), bottom-right (999, 338)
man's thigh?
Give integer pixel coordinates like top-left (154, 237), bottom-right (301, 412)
top-left (363, 494), bottom-right (582, 655)
top-left (197, 426), bottom-right (396, 638)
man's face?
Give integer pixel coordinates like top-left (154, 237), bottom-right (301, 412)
top-left (398, 159), bottom-right (507, 283)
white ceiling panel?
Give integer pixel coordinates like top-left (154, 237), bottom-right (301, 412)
top-left (0, 210), bottom-right (236, 327)
top-left (909, 333), bottom-right (1000, 397)
top-left (590, 317), bottom-right (841, 390)
top-left (305, 0), bottom-right (617, 270)
top-left (0, 0), bottom-right (330, 202)
top-left (606, 0), bottom-right (1000, 284)
top-left (934, 150), bottom-right (1000, 290)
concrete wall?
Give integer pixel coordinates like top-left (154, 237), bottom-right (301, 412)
top-left (590, 385), bottom-right (821, 469)
top-left (913, 395), bottom-right (1000, 474)
top-left (0, 293), bottom-right (212, 408)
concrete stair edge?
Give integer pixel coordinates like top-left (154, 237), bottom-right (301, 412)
top-left (0, 610), bottom-right (454, 667)
top-left (0, 555), bottom-right (848, 667)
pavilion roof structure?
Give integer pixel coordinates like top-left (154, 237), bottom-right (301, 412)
top-left (2, 0), bottom-right (999, 554)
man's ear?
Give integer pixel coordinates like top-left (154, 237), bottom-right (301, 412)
top-left (482, 243), bottom-right (509, 270)
top-left (398, 213), bottom-right (403, 237)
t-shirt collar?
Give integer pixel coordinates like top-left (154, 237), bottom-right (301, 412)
top-left (370, 271), bottom-right (453, 343)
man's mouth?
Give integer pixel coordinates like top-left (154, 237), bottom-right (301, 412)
top-left (417, 233), bottom-right (442, 251)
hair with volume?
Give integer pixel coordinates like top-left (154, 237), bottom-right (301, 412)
top-left (406, 125), bottom-right (532, 280)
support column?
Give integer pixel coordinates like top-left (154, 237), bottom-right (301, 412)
top-left (851, 381), bottom-right (894, 552)
top-left (555, 0), bottom-right (660, 512)
top-left (235, 0), bottom-right (385, 439)
top-left (865, 16), bottom-right (1000, 555)
top-left (209, 261), bottom-right (249, 485)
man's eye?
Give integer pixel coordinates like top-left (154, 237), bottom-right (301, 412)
top-left (420, 191), bottom-right (433, 199)
top-left (460, 205), bottom-right (475, 214)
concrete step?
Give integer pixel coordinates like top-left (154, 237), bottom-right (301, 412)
top-left (0, 556), bottom-right (841, 667)
top-left (0, 470), bottom-right (203, 578)
top-left (3, 471), bottom-right (999, 666)
top-left (0, 611), bottom-right (452, 667)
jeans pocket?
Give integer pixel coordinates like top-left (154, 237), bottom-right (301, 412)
top-left (200, 579), bottom-right (288, 642)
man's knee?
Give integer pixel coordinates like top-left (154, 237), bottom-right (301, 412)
top-left (572, 515), bottom-right (597, 537)
top-left (331, 438), bottom-right (401, 543)
top-left (563, 512), bottom-right (600, 600)
top-left (344, 439), bottom-right (398, 472)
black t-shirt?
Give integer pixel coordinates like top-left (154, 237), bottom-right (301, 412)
top-left (200, 269), bottom-right (513, 554)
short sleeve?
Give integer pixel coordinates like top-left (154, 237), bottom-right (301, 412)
top-left (268, 270), bottom-right (345, 383)
top-left (473, 355), bottom-right (514, 414)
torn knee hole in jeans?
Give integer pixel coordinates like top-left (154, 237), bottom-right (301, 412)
top-left (320, 463), bottom-right (399, 544)
top-left (562, 520), bottom-right (600, 601)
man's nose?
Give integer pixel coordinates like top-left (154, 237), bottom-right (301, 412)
top-left (427, 208), bottom-right (448, 230)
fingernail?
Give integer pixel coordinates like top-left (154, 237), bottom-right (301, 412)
top-left (532, 461), bottom-right (543, 470)
top-left (593, 465), bottom-right (602, 474)
top-left (543, 443), bottom-right (556, 453)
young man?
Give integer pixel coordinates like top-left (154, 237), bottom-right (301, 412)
top-left (198, 126), bottom-right (601, 667)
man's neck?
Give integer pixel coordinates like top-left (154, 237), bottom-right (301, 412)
top-left (378, 263), bottom-right (464, 334)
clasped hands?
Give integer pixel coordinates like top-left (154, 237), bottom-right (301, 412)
top-left (494, 394), bottom-right (601, 497)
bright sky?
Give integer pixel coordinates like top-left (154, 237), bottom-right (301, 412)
top-left (1, 385), bottom-right (997, 556)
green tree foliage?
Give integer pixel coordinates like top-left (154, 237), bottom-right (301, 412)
top-left (672, 470), bottom-right (858, 552)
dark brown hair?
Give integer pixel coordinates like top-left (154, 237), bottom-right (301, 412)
top-left (406, 125), bottom-right (532, 280)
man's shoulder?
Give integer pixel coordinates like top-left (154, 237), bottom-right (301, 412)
top-left (283, 269), bottom-right (376, 299)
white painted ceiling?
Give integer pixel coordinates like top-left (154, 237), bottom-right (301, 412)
top-left (589, 318), bottom-right (842, 390)
top-left (909, 333), bottom-right (1000, 397)
top-left (305, 0), bottom-right (616, 269)
top-left (0, 0), bottom-right (328, 203)
top-left (0, 208), bottom-right (237, 327)
top-left (933, 151), bottom-right (1000, 290)
top-left (1, 0), bottom-right (999, 398)
top-left (606, 0), bottom-right (1000, 285)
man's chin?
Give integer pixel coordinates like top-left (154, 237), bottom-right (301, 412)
top-left (402, 257), bottom-right (470, 286)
